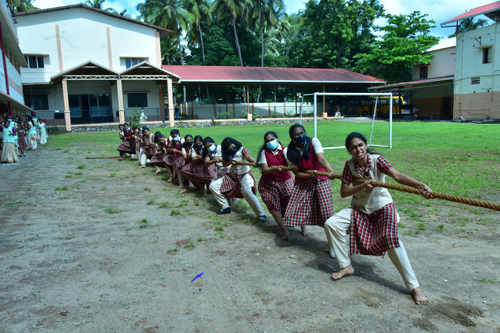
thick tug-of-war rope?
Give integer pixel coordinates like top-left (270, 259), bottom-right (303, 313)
top-left (209, 158), bottom-right (500, 212)
top-left (305, 170), bottom-right (500, 212)
top-left (86, 156), bottom-right (131, 159)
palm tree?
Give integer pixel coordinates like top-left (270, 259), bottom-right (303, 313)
top-left (85, 0), bottom-right (114, 11)
top-left (448, 16), bottom-right (489, 38)
top-left (252, 0), bottom-right (283, 67)
top-left (187, 0), bottom-right (212, 66)
top-left (161, 37), bottom-right (182, 65)
top-left (211, 0), bottom-right (252, 67)
top-left (6, 0), bottom-right (38, 16)
top-left (138, 0), bottom-right (194, 65)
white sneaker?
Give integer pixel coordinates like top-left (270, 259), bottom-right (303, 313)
top-left (330, 247), bottom-right (336, 259)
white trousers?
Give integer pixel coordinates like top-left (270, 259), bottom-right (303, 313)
top-left (324, 208), bottom-right (419, 290)
top-left (210, 174), bottom-right (265, 217)
top-left (140, 152), bottom-right (148, 165)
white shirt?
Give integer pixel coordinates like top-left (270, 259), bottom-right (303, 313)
top-left (168, 136), bottom-right (185, 147)
top-left (258, 144), bottom-right (288, 165)
top-left (231, 147), bottom-right (250, 175)
top-left (286, 137), bottom-right (323, 168)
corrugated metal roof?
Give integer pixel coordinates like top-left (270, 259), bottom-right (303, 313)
top-left (161, 65), bottom-right (385, 84)
top-left (368, 76), bottom-right (454, 90)
top-left (442, 1), bottom-right (500, 25)
top-left (428, 38), bottom-right (456, 52)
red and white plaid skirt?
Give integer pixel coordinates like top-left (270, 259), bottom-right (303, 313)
top-left (350, 203), bottom-right (400, 257)
top-left (150, 151), bottom-right (165, 165)
top-left (217, 167), bottom-right (230, 179)
top-left (142, 145), bottom-right (156, 157)
top-left (220, 171), bottom-right (257, 199)
top-left (172, 156), bottom-right (185, 176)
top-left (182, 163), bottom-right (217, 184)
top-left (117, 140), bottom-right (136, 154)
top-left (284, 178), bottom-right (334, 227)
top-left (258, 177), bottom-right (294, 215)
top-left (163, 154), bottom-right (175, 166)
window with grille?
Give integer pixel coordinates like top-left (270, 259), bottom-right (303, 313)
top-left (24, 55), bottom-right (44, 68)
top-left (471, 77), bottom-right (480, 85)
top-left (125, 58), bottom-right (147, 69)
top-left (420, 66), bottom-right (428, 79)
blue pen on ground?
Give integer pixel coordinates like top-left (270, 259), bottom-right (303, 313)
top-left (191, 272), bottom-right (204, 282)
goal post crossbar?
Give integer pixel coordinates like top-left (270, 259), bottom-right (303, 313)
top-left (299, 92), bottom-right (393, 149)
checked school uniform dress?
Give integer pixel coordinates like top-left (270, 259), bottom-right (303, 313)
top-left (117, 128), bottom-right (136, 154)
top-left (209, 147), bottom-right (265, 217)
top-left (284, 138), bottom-right (334, 227)
top-left (181, 146), bottom-right (217, 184)
top-left (151, 143), bottom-right (166, 166)
top-left (323, 154), bottom-right (420, 290)
top-left (258, 145), bottom-right (295, 215)
top-left (140, 133), bottom-right (156, 165)
top-left (163, 137), bottom-right (185, 167)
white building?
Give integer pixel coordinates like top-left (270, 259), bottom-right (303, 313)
top-left (369, 38), bottom-right (456, 119)
top-left (16, 4), bottom-right (179, 130)
top-left (442, 2), bottom-right (500, 119)
top-left (0, 0), bottom-right (31, 117)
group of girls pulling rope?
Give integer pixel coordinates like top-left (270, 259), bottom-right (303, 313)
top-left (108, 122), bottom-right (499, 306)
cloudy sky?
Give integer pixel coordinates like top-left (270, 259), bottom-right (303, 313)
top-left (32, 0), bottom-right (494, 39)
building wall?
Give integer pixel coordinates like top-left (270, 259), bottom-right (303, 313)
top-left (412, 47), bottom-right (456, 81)
top-left (454, 24), bottom-right (499, 118)
top-left (0, 54), bottom-right (25, 104)
top-left (17, 7), bottom-right (161, 84)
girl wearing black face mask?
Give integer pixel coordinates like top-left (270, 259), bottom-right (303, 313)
top-left (284, 124), bottom-right (337, 256)
top-left (181, 135), bottom-right (217, 197)
top-left (209, 137), bottom-right (266, 221)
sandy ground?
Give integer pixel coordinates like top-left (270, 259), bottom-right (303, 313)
top-left (1, 140), bottom-right (499, 333)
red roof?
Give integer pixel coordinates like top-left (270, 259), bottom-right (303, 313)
top-left (161, 65), bottom-right (385, 84)
top-left (442, 1), bottom-right (500, 25)
top-left (368, 76), bottom-right (454, 90)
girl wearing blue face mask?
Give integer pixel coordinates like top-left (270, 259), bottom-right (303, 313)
top-left (284, 124), bottom-right (336, 257)
top-left (208, 137), bottom-right (266, 221)
top-left (162, 129), bottom-right (184, 185)
top-left (257, 131), bottom-right (295, 241)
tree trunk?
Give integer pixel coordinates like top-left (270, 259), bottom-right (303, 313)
top-left (199, 25), bottom-right (206, 66)
top-left (231, 14), bottom-right (243, 67)
top-left (260, 16), bottom-right (264, 67)
top-left (167, 55), bottom-right (170, 65)
top-left (177, 32), bottom-right (184, 65)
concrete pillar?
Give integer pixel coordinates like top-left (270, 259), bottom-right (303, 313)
top-left (246, 83), bottom-right (251, 121)
top-left (158, 85), bottom-right (165, 121)
top-left (167, 78), bottom-right (174, 127)
top-left (62, 78), bottom-right (71, 132)
top-left (117, 78), bottom-right (125, 124)
top-left (322, 84), bottom-right (327, 118)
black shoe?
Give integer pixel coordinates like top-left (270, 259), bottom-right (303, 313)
top-left (259, 215), bottom-right (267, 222)
top-left (216, 208), bottom-right (231, 215)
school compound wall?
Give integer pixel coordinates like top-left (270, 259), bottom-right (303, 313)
top-left (46, 117), bottom-right (343, 135)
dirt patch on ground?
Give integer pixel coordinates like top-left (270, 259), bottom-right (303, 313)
top-left (0, 141), bottom-right (499, 332)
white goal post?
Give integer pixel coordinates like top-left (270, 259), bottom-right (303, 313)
top-left (299, 92), bottom-right (393, 149)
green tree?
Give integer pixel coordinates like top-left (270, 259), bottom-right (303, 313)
top-left (137, 0), bottom-right (194, 65)
top-left (186, 0), bottom-right (212, 66)
top-left (7, 0), bottom-right (37, 15)
top-left (211, 0), bottom-right (253, 66)
top-left (355, 11), bottom-right (439, 83)
top-left (448, 17), bottom-right (489, 38)
top-left (84, 0), bottom-right (113, 11)
top-left (161, 37), bottom-right (183, 65)
top-left (294, 0), bottom-right (384, 69)
top-left (251, 0), bottom-right (284, 67)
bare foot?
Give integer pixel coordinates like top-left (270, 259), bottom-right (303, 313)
top-left (139, 165), bottom-right (146, 168)
top-left (281, 228), bottom-right (290, 241)
top-left (154, 169), bottom-right (162, 174)
top-left (412, 287), bottom-right (429, 305)
top-left (202, 191), bottom-right (207, 197)
top-left (118, 157), bottom-right (123, 161)
top-left (167, 178), bottom-right (173, 183)
top-left (179, 188), bottom-right (188, 194)
top-left (301, 226), bottom-right (310, 237)
top-left (331, 265), bottom-right (355, 280)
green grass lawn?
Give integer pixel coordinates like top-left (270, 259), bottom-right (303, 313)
top-left (46, 121), bottom-right (500, 212)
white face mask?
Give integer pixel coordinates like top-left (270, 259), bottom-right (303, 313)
top-left (208, 144), bottom-right (216, 152)
top-left (173, 136), bottom-right (180, 142)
